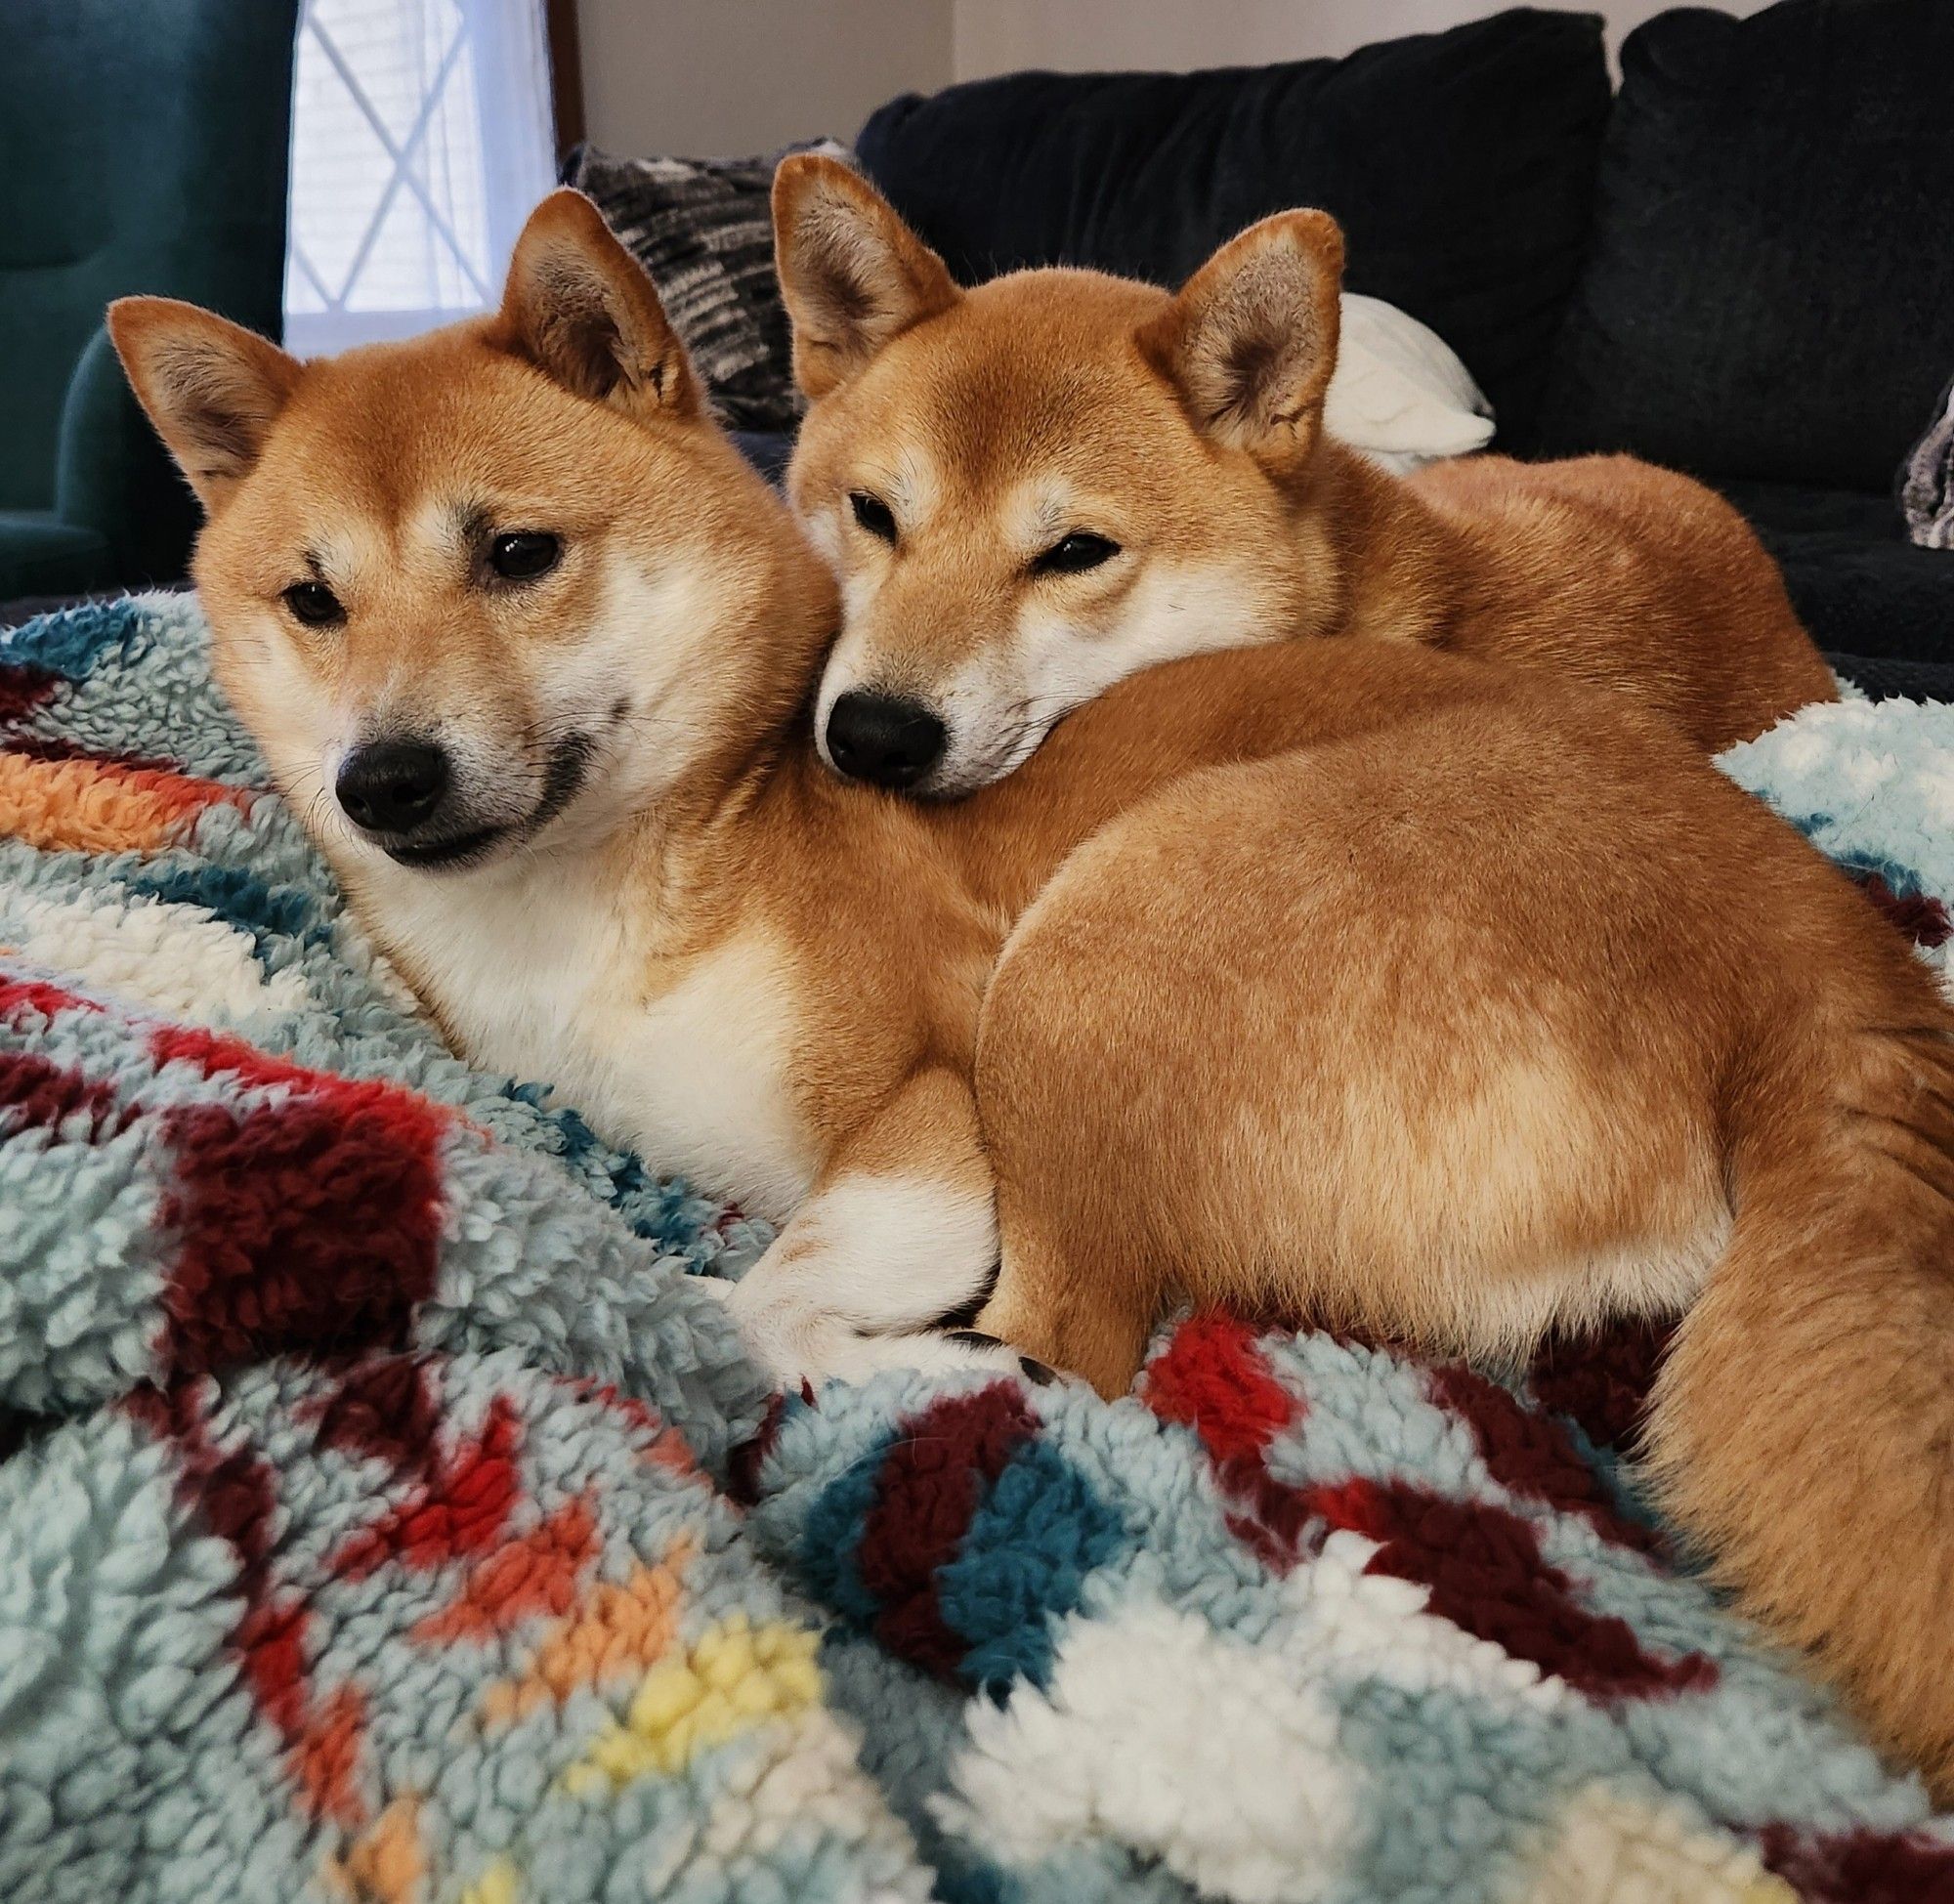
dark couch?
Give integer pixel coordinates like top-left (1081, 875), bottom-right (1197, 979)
top-left (801, 0), bottom-right (1953, 693)
top-left (0, 0), bottom-right (299, 604)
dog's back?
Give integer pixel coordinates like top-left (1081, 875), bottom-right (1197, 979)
top-left (1406, 451), bottom-right (1834, 749)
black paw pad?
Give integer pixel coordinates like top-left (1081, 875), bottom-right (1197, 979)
top-left (944, 1330), bottom-right (1055, 1386)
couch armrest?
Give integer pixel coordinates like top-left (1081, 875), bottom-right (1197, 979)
top-left (54, 324), bottom-right (199, 589)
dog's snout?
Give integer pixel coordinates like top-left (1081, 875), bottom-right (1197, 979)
top-left (336, 739), bottom-right (451, 835)
top-left (826, 691), bottom-right (947, 789)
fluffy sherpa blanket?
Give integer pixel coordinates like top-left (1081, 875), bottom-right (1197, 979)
top-left (7, 595), bottom-right (1954, 1904)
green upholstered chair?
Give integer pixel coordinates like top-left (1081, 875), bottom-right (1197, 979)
top-left (0, 0), bottom-right (299, 599)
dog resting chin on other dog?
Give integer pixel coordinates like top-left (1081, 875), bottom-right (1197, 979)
top-left (771, 153), bottom-right (1836, 800)
top-left (112, 188), bottom-right (1954, 1798)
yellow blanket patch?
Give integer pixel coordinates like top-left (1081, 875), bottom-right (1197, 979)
top-left (458, 1857), bottom-right (521, 1904)
top-left (562, 1614), bottom-right (824, 1796)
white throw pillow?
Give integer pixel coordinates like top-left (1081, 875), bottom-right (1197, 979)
top-left (1325, 293), bottom-right (1496, 472)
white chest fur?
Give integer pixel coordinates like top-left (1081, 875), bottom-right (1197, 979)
top-left (369, 856), bottom-right (818, 1223)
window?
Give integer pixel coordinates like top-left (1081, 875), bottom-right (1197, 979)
top-left (284, 0), bottom-right (558, 354)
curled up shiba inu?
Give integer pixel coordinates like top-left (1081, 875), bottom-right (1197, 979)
top-left (771, 154), bottom-right (1836, 797)
top-left (112, 190), bottom-right (1954, 1795)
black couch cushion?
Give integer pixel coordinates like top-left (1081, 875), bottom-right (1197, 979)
top-left (855, 9), bottom-right (1610, 446)
top-left (729, 429), bottom-right (794, 486)
top-left (1536, 0), bottom-right (1954, 494)
top-left (1827, 651), bottom-right (1954, 703)
top-left (1718, 478), bottom-right (1954, 669)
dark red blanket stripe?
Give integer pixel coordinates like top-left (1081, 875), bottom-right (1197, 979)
top-left (1307, 1476), bottom-right (1716, 1701)
top-left (1525, 1318), bottom-right (1675, 1455)
top-left (1858, 871), bottom-right (1954, 950)
top-left (727, 1391), bottom-right (789, 1507)
top-left (1430, 1364), bottom-right (1661, 1555)
top-left (305, 1354), bottom-right (444, 1474)
top-left (0, 1050), bottom-right (123, 1140)
top-left (1761, 1824), bottom-right (1954, 1902)
top-left (0, 664), bottom-right (59, 726)
top-left (855, 1382), bottom-right (1037, 1677)
top-left (125, 1381), bottom-right (318, 1742)
top-left (157, 1079), bottom-right (445, 1376)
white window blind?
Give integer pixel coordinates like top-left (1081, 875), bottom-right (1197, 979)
top-left (284, 0), bottom-right (557, 354)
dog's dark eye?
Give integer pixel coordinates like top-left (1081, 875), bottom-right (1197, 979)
top-left (850, 491), bottom-right (898, 543)
top-left (488, 531), bottom-right (562, 581)
top-left (1032, 531), bottom-right (1121, 576)
top-left (282, 580), bottom-right (345, 627)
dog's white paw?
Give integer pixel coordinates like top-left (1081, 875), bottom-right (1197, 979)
top-left (836, 1327), bottom-right (1048, 1385)
top-left (723, 1290), bottom-right (1048, 1390)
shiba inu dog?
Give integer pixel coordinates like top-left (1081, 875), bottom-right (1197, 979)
top-left (113, 190), bottom-right (1954, 1796)
top-left (773, 154), bottom-right (1836, 797)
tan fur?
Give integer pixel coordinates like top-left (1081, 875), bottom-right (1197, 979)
top-left (113, 191), bottom-right (1954, 1797)
top-left (775, 154), bottom-right (1836, 791)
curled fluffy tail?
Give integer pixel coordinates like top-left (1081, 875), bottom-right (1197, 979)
top-left (1649, 1019), bottom-right (1954, 1796)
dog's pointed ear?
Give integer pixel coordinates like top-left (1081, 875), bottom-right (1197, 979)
top-left (772, 152), bottom-right (959, 400)
top-left (1135, 211), bottom-right (1344, 479)
top-left (496, 189), bottom-right (701, 420)
top-left (107, 298), bottom-right (302, 510)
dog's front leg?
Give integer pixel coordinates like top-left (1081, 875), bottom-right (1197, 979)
top-left (713, 1065), bottom-right (1024, 1387)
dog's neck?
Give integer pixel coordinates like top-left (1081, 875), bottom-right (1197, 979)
top-left (1297, 440), bottom-right (1470, 649)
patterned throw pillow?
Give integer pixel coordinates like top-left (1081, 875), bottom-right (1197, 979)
top-left (1899, 370), bottom-right (1954, 551)
top-left (566, 140), bottom-right (850, 434)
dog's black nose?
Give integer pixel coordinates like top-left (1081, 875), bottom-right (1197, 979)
top-left (825, 691), bottom-right (947, 789)
top-left (336, 739), bottom-right (450, 834)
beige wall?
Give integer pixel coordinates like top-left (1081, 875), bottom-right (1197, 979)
top-left (575, 2), bottom-right (1779, 161)
top-left (578, 0), bottom-right (953, 158)
top-left (953, 0), bottom-right (1773, 81)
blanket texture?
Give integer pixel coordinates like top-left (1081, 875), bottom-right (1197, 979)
top-left (5, 595), bottom-right (1954, 1904)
